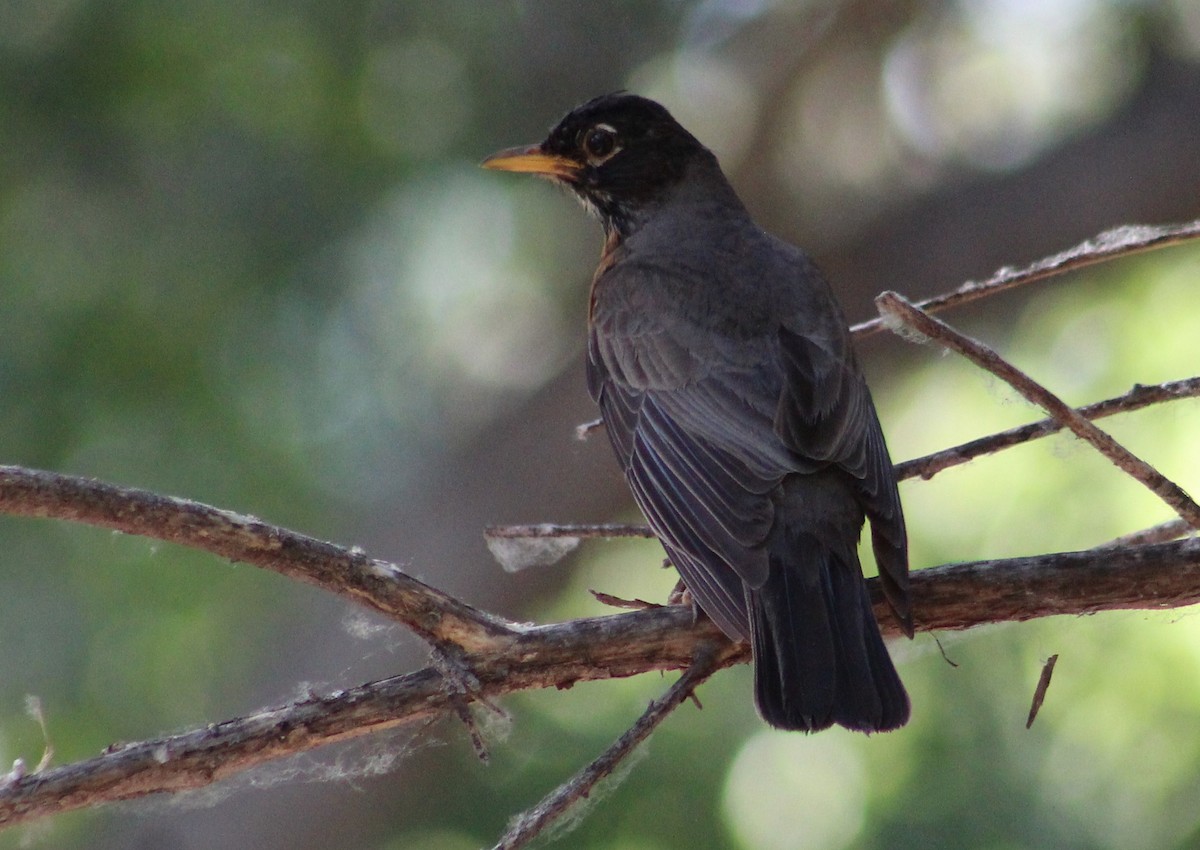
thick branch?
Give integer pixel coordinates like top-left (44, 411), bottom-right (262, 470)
top-left (0, 467), bottom-right (516, 652)
top-left (902, 537), bottom-right (1200, 629)
top-left (0, 607), bottom-right (740, 828)
top-left (1, 536), bottom-right (1198, 827)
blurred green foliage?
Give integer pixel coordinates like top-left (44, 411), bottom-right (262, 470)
top-left (0, 1), bottom-right (1198, 849)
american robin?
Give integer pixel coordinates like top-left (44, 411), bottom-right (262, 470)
top-left (483, 93), bottom-right (912, 732)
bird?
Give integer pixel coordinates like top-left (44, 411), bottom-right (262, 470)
top-left (483, 93), bottom-right (912, 732)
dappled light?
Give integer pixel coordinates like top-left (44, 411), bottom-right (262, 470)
top-left (0, 1), bottom-right (1198, 848)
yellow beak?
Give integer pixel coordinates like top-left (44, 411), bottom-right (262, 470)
top-left (481, 145), bottom-right (581, 180)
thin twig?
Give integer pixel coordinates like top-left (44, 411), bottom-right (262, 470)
top-left (491, 376), bottom-right (1200, 547)
top-left (0, 467), bottom-right (516, 652)
top-left (484, 523), bottom-right (655, 540)
top-left (896, 377), bottom-right (1200, 482)
top-left (876, 293), bottom-right (1200, 531)
top-left (2, 536), bottom-right (1199, 827)
top-left (1095, 519), bottom-right (1195, 549)
top-left (933, 636), bottom-right (959, 668)
top-left (590, 589), bottom-right (662, 610)
top-left (493, 645), bottom-right (721, 850)
top-left (852, 219), bottom-right (1200, 340)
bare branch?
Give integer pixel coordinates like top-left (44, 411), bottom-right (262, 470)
top-left (493, 645), bottom-right (721, 850)
top-left (484, 523), bottom-right (655, 540)
top-left (876, 293), bottom-right (1200, 531)
top-left (896, 377), bottom-right (1200, 482)
top-left (3, 216), bottom-right (1199, 831)
top-left (0, 607), bottom-right (741, 828)
top-left (1, 535), bottom-right (1198, 827)
top-left (489, 377), bottom-right (1200, 547)
top-left (852, 219), bottom-right (1200, 340)
top-left (1097, 519), bottom-right (1194, 549)
top-left (903, 537), bottom-right (1200, 629)
top-left (0, 466), bottom-right (516, 652)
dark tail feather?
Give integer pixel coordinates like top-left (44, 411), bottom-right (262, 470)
top-left (748, 537), bottom-right (909, 733)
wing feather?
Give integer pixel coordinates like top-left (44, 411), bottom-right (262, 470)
top-left (588, 255), bottom-right (909, 636)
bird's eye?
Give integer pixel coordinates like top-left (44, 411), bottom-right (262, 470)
top-left (582, 125), bottom-right (619, 163)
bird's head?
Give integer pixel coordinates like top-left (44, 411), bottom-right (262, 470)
top-left (482, 93), bottom-right (716, 233)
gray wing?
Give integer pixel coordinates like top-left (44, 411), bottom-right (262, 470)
top-left (776, 322), bottom-right (910, 625)
top-left (587, 258), bottom-right (909, 638)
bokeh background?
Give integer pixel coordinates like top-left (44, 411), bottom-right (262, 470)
top-left (2, 1), bottom-right (1199, 848)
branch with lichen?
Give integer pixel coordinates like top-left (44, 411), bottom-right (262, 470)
top-left (0, 219), bottom-right (1198, 845)
top-left (0, 463), bottom-right (1197, 829)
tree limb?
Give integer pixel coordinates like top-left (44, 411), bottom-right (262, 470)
top-left (0, 509), bottom-right (1196, 827)
top-left (0, 466), bottom-right (516, 653)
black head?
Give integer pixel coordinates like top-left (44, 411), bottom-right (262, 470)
top-left (482, 93), bottom-right (719, 231)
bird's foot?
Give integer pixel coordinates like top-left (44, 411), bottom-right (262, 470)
top-left (666, 579), bottom-right (700, 623)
